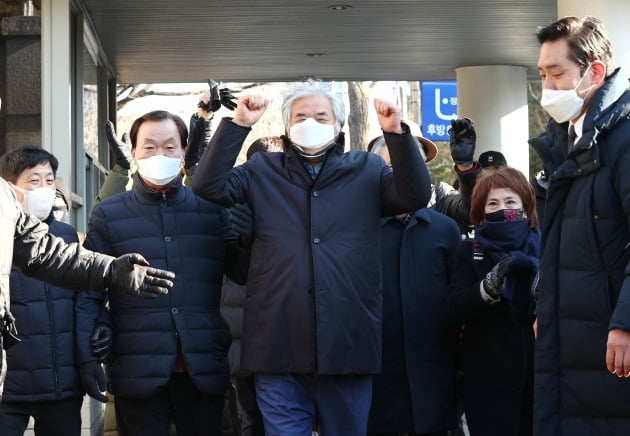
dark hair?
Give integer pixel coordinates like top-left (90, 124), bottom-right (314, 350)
top-left (129, 110), bottom-right (188, 150)
top-left (470, 166), bottom-right (538, 228)
top-left (246, 136), bottom-right (284, 161)
top-left (0, 145), bottom-right (59, 183)
top-left (536, 16), bottom-right (614, 78)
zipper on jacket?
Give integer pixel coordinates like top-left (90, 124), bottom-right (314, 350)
top-left (45, 283), bottom-right (61, 398)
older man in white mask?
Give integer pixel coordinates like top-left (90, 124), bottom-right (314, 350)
top-left (192, 83), bottom-right (432, 435)
top-left (78, 110), bottom-right (249, 436)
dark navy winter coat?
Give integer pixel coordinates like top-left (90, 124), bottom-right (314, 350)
top-left (529, 68), bottom-right (630, 435)
top-left (448, 227), bottom-right (539, 436)
top-left (192, 119), bottom-right (431, 375)
top-left (0, 178), bottom-right (112, 397)
top-left (368, 208), bottom-right (461, 434)
top-left (3, 216), bottom-right (85, 402)
top-left (79, 174), bottom-right (246, 399)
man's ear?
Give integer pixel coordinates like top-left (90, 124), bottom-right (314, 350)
top-left (590, 61), bottom-right (607, 85)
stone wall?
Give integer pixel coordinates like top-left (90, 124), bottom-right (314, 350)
top-left (0, 16), bottom-right (41, 155)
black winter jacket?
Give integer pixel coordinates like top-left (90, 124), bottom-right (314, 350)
top-left (80, 174), bottom-right (246, 399)
top-left (529, 68), bottom-right (630, 435)
top-left (3, 216), bottom-right (86, 402)
top-left (220, 277), bottom-right (247, 376)
top-left (368, 209), bottom-right (461, 434)
top-left (192, 119), bottom-right (431, 375)
top-left (0, 177), bottom-right (113, 398)
top-left (432, 164), bottom-right (480, 235)
top-left (448, 224), bottom-right (539, 436)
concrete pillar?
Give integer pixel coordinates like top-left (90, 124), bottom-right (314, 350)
top-left (41, 0), bottom-right (72, 192)
top-left (558, 0), bottom-right (630, 73)
top-left (455, 65), bottom-right (529, 175)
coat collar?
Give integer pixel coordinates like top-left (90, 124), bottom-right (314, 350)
top-left (131, 172), bottom-right (185, 204)
top-left (574, 68), bottom-right (629, 151)
top-left (535, 68), bottom-right (630, 181)
top-left (381, 207), bottom-right (432, 228)
top-left (282, 137), bottom-right (346, 189)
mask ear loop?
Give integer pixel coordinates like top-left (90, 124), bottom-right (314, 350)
top-left (573, 63), bottom-right (592, 91)
top-left (575, 62), bottom-right (605, 100)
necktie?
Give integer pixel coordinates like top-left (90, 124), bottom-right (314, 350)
top-left (568, 125), bottom-right (577, 154)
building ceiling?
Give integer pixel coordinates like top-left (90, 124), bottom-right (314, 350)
top-left (81, 0), bottom-right (557, 84)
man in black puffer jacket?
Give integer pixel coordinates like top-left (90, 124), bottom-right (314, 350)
top-left (0, 173), bottom-right (174, 409)
top-left (79, 110), bottom-right (248, 436)
top-left (0, 146), bottom-right (104, 435)
top-left (531, 16), bottom-right (630, 435)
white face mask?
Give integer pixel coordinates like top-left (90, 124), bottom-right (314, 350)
top-left (289, 118), bottom-right (336, 151)
top-left (136, 154), bottom-right (182, 186)
top-left (19, 186), bottom-right (57, 220)
top-left (540, 64), bottom-right (594, 123)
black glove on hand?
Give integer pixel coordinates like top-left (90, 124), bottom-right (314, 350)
top-left (230, 203), bottom-right (254, 249)
top-left (482, 256), bottom-right (514, 300)
top-left (199, 79), bottom-right (238, 112)
top-left (2, 311), bottom-right (21, 350)
top-left (448, 117), bottom-right (476, 164)
top-left (184, 115), bottom-right (210, 170)
top-left (106, 254), bottom-right (175, 298)
top-left (80, 361), bottom-right (108, 403)
top-left (105, 121), bottom-right (132, 170)
top-left (90, 323), bottom-right (113, 362)
top-left (219, 87), bottom-right (238, 110)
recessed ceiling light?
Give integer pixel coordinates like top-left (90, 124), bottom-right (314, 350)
top-left (327, 5), bottom-right (352, 11)
top-left (305, 52), bottom-right (327, 57)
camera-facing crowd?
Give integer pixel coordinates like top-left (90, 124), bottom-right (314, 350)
top-left (1, 14), bottom-right (630, 436)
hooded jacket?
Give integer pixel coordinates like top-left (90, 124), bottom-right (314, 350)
top-left (529, 68), bottom-right (630, 435)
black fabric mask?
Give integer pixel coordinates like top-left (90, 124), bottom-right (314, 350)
top-left (484, 208), bottom-right (524, 223)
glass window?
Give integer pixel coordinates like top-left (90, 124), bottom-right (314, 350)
top-left (0, 0), bottom-right (40, 18)
top-left (83, 44), bottom-right (99, 161)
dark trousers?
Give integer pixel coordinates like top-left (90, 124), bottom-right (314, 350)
top-left (255, 373), bottom-right (372, 436)
top-left (0, 397), bottom-right (82, 436)
top-left (233, 375), bottom-right (265, 436)
top-left (115, 372), bottom-right (224, 436)
top-left (369, 432), bottom-right (448, 436)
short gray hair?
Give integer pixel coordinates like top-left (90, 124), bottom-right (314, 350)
top-left (281, 82), bottom-right (346, 132)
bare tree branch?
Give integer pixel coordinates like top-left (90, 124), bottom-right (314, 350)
top-left (115, 83), bottom-right (204, 111)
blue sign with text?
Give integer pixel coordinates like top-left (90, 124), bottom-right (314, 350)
top-left (421, 81), bottom-right (457, 141)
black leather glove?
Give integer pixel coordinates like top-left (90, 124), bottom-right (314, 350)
top-left (219, 87), bottom-right (238, 110)
top-left (90, 323), bottom-right (113, 362)
top-left (80, 361), bottom-right (108, 403)
top-left (230, 203), bottom-right (254, 249)
top-left (2, 311), bottom-right (21, 350)
top-left (198, 79), bottom-right (238, 112)
top-left (106, 253), bottom-right (175, 298)
top-left (105, 121), bottom-right (132, 170)
top-left (184, 114), bottom-right (210, 170)
top-left (448, 118), bottom-right (476, 164)
top-left (482, 256), bottom-right (514, 300)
